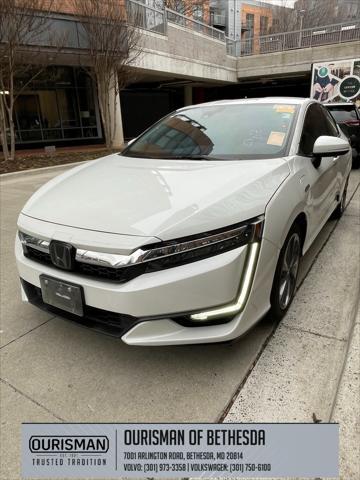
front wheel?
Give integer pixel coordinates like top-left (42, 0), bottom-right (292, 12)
top-left (270, 225), bottom-right (302, 321)
top-left (351, 149), bottom-right (359, 169)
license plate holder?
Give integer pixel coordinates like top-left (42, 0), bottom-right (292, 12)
top-left (40, 275), bottom-right (84, 317)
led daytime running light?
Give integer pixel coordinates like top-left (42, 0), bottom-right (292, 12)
top-left (190, 242), bottom-right (260, 321)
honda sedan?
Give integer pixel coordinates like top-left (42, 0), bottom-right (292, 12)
top-left (15, 98), bottom-right (351, 345)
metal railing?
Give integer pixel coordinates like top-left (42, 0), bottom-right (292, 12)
top-left (212, 13), bottom-right (226, 27)
top-left (165, 8), bottom-right (225, 42)
top-left (238, 21), bottom-right (360, 56)
top-left (127, 0), bottom-right (166, 35)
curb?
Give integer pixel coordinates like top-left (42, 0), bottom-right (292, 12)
top-left (0, 161), bottom-right (85, 180)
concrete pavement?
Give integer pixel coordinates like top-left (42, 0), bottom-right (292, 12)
top-left (331, 309), bottom-right (360, 479)
top-left (0, 165), bottom-right (359, 479)
top-left (224, 180), bottom-right (360, 478)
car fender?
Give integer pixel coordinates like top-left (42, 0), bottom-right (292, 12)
top-left (262, 164), bottom-right (307, 253)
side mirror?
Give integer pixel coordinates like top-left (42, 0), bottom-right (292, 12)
top-left (313, 136), bottom-right (350, 158)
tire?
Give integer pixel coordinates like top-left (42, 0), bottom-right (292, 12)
top-left (332, 177), bottom-right (348, 220)
top-left (270, 224), bottom-right (302, 321)
top-left (351, 150), bottom-right (360, 169)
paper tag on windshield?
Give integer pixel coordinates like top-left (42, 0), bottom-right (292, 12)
top-left (274, 105), bottom-right (295, 114)
top-left (267, 131), bottom-right (286, 146)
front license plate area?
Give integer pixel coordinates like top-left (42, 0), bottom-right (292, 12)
top-left (40, 275), bottom-right (84, 317)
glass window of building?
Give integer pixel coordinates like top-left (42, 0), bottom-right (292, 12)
top-left (13, 66), bottom-right (102, 146)
top-left (260, 15), bottom-right (269, 35)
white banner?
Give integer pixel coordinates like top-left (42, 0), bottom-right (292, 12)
top-left (311, 58), bottom-right (360, 105)
top-left (22, 423), bottom-right (339, 478)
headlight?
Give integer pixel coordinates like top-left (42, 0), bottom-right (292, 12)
top-left (18, 216), bottom-right (263, 286)
top-left (75, 216), bottom-right (264, 270)
top-left (135, 215), bottom-right (264, 269)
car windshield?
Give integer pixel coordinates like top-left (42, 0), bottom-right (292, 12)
top-left (327, 105), bottom-right (359, 123)
top-left (122, 103), bottom-right (299, 160)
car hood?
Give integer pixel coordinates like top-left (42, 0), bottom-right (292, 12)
top-left (22, 153), bottom-right (290, 241)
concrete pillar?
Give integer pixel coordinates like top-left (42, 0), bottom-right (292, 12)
top-left (108, 72), bottom-right (124, 148)
top-left (184, 85), bottom-right (193, 106)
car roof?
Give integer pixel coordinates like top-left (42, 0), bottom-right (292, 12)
top-left (178, 97), bottom-right (311, 111)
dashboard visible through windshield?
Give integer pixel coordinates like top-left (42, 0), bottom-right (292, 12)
top-left (122, 103), bottom-right (299, 160)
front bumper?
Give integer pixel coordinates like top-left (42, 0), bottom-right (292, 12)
top-left (16, 233), bottom-right (279, 345)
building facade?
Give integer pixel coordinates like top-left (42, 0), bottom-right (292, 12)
top-left (1, 0), bottom-right (217, 149)
top-left (210, 0), bottom-right (273, 40)
top-left (12, 67), bottom-right (102, 147)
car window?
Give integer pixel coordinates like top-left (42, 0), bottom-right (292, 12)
top-left (299, 103), bottom-right (338, 156)
top-left (321, 106), bottom-right (339, 136)
top-left (123, 103), bottom-right (299, 160)
top-left (327, 106), bottom-right (359, 123)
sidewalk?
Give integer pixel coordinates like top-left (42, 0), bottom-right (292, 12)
top-left (0, 145), bottom-right (120, 174)
top-left (223, 184), bottom-right (360, 479)
top-left (331, 307), bottom-right (360, 479)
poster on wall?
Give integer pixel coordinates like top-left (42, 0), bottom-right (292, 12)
top-left (311, 58), bottom-right (360, 106)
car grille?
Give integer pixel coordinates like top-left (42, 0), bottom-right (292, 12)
top-left (26, 247), bottom-right (52, 265)
top-left (24, 246), bottom-right (145, 283)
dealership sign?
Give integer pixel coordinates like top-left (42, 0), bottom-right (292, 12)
top-left (22, 423), bottom-right (339, 478)
top-left (311, 58), bottom-right (360, 103)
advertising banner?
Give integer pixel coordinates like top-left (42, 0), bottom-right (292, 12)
top-left (311, 58), bottom-right (360, 106)
top-left (22, 423), bottom-right (339, 478)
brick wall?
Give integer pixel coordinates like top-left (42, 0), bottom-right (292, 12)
top-left (241, 3), bottom-right (273, 53)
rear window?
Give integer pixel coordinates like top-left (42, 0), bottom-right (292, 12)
top-left (327, 105), bottom-right (359, 123)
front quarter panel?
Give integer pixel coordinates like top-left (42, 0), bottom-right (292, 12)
top-left (262, 156), bottom-right (306, 251)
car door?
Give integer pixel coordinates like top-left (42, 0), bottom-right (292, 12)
top-left (297, 103), bottom-right (340, 243)
top-left (321, 105), bottom-right (348, 192)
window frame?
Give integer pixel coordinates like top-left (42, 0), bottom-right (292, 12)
top-left (298, 102), bottom-right (340, 157)
top-left (320, 104), bottom-right (340, 136)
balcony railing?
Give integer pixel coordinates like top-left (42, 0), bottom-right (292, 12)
top-left (127, 0), bottom-right (166, 35)
top-left (236, 20), bottom-right (360, 57)
top-left (127, 1), bottom-right (226, 42)
top-left (165, 8), bottom-right (225, 42)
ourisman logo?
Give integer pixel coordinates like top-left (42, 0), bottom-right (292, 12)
top-left (29, 436), bottom-right (109, 453)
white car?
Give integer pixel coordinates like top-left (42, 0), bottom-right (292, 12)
top-left (15, 98), bottom-right (351, 346)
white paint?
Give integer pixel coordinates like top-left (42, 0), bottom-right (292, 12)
top-left (15, 98), bottom-right (352, 345)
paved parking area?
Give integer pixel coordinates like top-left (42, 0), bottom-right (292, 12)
top-left (1, 164), bottom-right (359, 479)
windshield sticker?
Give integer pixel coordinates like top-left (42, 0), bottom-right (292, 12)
top-left (274, 105), bottom-right (296, 114)
top-left (267, 131), bottom-right (286, 146)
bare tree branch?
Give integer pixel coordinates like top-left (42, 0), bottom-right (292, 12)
top-left (165, 0), bottom-right (209, 21)
top-left (73, 0), bottom-right (142, 149)
top-left (0, 0), bottom-right (64, 160)
top-left (262, 0), bottom-right (360, 34)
